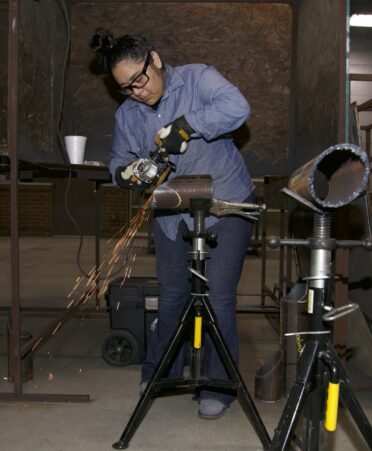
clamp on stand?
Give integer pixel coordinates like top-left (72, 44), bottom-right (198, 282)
top-left (266, 143), bottom-right (372, 450)
top-left (112, 176), bottom-right (271, 450)
top-left (268, 212), bottom-right (372, 450)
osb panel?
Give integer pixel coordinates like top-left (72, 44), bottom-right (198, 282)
top-left (18, 0), bottom-right (67, 162)
top-left (65, 2), bottom-right (292, 174)
top-left (0, 4), bottom-right (8, 154)
top-left (291, 0), bottom-right (343, 172)
top-left (0, 1), bottom-right (67, 162)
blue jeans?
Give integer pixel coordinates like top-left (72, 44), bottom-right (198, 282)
top-left (142, 202), bottom-right (254, 405)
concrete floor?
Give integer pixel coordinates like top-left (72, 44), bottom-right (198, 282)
top-left (0, 236), bottom-right (371, 451)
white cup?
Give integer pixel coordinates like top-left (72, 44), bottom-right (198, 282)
top-left (64, 135), bottom-right (87, 164)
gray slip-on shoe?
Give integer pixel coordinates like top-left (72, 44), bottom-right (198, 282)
top-left (139, 382), bottom-right (148, 395)
top-left (198, 399), bottom-right (228, 420)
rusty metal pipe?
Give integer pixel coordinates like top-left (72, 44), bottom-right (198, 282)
top-left (151, 175), bottom-right (213, 210)
top-left (8, 0), bottom-right (22, 394)
top-left (288, 144), bottom-right (370, 209)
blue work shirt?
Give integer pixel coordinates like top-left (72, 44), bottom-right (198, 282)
top-left (110, 63), bottom-right (255, 240)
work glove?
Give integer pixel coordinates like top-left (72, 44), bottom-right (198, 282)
top-left (115, 161), bottom-right (151, 191)
top-left (155, 116), bottom-right (194, 155)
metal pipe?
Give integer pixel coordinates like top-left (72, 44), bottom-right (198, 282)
top-left (309, 214), bottom-right (332, 290)
top-left (8, 0), bottom-right (22, 394)
top-left (95, 181), bottom-right (101, 307)
top-left (0, 393), bottom-right (89, 403)
top-left (287, 144), bottom-right (370, 209)
top-left (151, 175), bottom-right (213, 210)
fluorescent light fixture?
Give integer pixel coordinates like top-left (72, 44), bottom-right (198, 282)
top-left (350, 14), bottom-right (372, 27)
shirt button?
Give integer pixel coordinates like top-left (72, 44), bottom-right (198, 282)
top-left (157, 114), bottom-right (161, 118)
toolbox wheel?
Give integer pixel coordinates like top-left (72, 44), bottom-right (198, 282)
top-left (102, 331), bottom-right (139, 366)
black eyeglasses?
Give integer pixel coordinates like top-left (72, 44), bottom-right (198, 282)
top-left (119, 53), bottom-right (151, 95)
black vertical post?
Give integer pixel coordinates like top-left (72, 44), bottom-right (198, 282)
top-left (190, 208), bottom-right (206, 295)
top-left (302, 289), bottom-right (328, 450)
top-left (302, 213), bottom-right (332, 450)
top-left (260, 176), bottom-right (268, 305)
top-left (189, 199), bottom-right (209, 380)
top-left (94, 181), bottom-right (101, 307)
top-left (8, 0), bottom-right (22, 394)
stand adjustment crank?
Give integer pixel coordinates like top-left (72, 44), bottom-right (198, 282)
top-left (322, 303), bottom-right (359, 322)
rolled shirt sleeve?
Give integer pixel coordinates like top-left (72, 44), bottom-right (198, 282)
top-left (185, 66), bottom-right (251, 141)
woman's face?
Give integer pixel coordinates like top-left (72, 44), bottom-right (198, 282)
top-left (112, 51), bottom-right (165, 106)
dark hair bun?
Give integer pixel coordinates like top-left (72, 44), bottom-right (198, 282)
top-left (90, 28), bottom-right (114, 55)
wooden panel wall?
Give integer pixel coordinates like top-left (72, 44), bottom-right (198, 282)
top-left (0, 0), bottom-right (67, 162)
top-left (0, 2), bottom-right (8, 156)
top-left (290, 0), bottom-right (346, 172)
top-left (65, 2), bottom-right (292, 174)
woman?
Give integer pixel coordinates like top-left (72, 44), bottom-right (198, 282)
top-left (92, 29), bottom-right (255, 419)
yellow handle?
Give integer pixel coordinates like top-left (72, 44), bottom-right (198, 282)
top-left (194, 316), bottom-right (202, 349)
top-left (325, 382), bottom-right (340, 431)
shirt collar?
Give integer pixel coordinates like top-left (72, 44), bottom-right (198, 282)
top-left (162, 65), bottom-right (184, 100)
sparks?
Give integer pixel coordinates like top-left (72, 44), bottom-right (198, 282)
top-left (66, 194), bottom-right (153, 316)
top-left (31, 337), bottom-right (43, 352)
top-left (52, 322), bottom-right (62, 336)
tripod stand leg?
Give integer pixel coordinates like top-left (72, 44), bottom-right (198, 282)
top-left (203, 297), bottom-right (271, 449)
top-left (269, 341), bottom-right (319, 451)
top-left (302, 377), bottom-right (326, 451)
top-left (328, 344), bottom-right (372, 448)
top-left (112, 300), bottom-right (194, 450)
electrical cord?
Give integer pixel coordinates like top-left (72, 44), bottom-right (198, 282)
top-left (54, 0), bottom-right (90, 277)
top-left (55, 0), bottom-right (71, 167)
top-left (54, 0), bottom-right (136, 281)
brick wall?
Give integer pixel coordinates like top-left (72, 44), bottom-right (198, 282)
top-left (0, 182), bottom-right (53, 236)
top-left (100, 185), bottom-right (152, 239)
top-left (100, 184), bottom-right (130, 238)
top-left (0, 182), bottom-right (151, 238)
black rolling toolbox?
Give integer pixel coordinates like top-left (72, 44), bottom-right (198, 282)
top-left (102, 277), bottom-right (159, 366)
